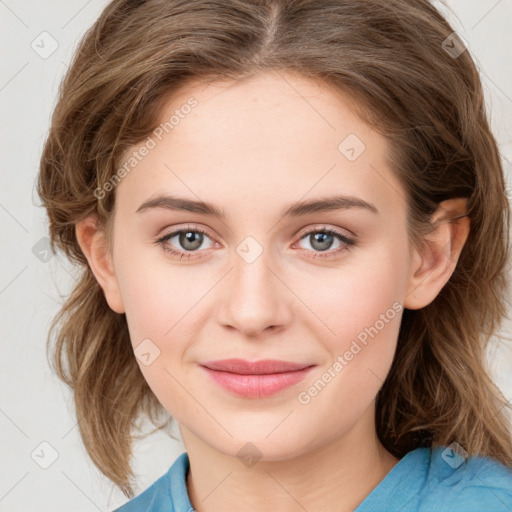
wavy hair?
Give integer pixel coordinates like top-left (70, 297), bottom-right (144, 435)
top-left (37, 0), bottom-right (512, 498)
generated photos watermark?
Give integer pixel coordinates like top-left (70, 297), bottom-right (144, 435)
top-left (94, 96), bottom-right (198, 199)
top-left (297, 301), bottom-right (403, 405)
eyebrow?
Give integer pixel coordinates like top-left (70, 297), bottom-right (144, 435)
top-left (135, 194), bottom-right (379, 218)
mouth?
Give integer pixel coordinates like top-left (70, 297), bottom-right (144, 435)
top-left (199, 359), bottom-right (316, 398)
top-left (201, 358), bottom-right (314, 374)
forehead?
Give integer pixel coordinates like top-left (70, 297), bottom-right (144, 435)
top-left (160, 71), bottom-right (372, 150)
top-left (114, 71), bottom-right (405, 220)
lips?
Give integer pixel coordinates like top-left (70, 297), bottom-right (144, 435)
top-left (200, 358), bottom-right (315, 398)
top-left (201, 358), bottom-right (313, 374)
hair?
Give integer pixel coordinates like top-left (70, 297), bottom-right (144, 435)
top-left (37, 0), bottom-right (512, 499)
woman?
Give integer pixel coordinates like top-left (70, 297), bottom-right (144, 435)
top-left (37, 1), bottom-right (512, 510)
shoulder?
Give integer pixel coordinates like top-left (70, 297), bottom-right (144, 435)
top-left (418, 445), bottom-right (512, 511)
top-left (356, 445), bottom-right (512, 512)
top-left (111, 452), bottom-right (190, 512)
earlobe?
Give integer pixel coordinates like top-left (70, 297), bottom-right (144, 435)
top-left (75, 216), bottom-right (125, 314)
top-left (404, 198), bottom-right (470, 310)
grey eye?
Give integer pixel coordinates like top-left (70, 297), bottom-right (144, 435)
top-left (307, 232), bottom-right (335, 252)
top-left (177, 231), bottom-right (204, 251)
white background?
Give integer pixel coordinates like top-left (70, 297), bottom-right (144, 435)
top-left (1, 1), bottom-right (511, 510)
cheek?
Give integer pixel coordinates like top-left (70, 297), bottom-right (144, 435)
top-left (292, 244), bottom-right (407, 413)
top-left (113, 243), bottom-right (197, 343)
top-left (114, 255), bottom-right (201, 420)
top-left (296, 243), bottom-right (408, 349)
top-left (294, 261), bottom-right (405, 434)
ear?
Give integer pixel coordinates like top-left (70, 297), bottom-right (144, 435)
top-left (404, 198), bottom-right (470, 310)
top-left (75, 215), bottom-right (125, 314)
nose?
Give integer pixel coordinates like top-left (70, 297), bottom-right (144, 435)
top-left (218, 249), bottom-right (293, 338)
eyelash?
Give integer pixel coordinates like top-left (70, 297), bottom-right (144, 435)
top-left (155, 224), bottom-right (356, 260)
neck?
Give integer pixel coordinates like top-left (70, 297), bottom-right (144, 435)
top-left (181, 404), bottom-right (399, 512)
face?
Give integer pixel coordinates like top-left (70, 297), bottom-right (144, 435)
top-left (106, 71), bottom-right (414, 461)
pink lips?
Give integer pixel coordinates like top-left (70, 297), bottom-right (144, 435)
top-left (200, 358), bottom-right (315, 398)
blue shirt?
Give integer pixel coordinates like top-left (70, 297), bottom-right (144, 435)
top-left (112, 446), bottom-right (512, 511)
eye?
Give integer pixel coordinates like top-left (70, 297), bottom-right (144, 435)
top-left (155, 225), bottom-right (217, 260)
top-left (155, 224), bottom-right (356, 260)
top-left (293, 225), bottom-right (356, 259)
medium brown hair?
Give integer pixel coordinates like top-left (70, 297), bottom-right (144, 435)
top-left (37, 0), bottom-right (512, 498)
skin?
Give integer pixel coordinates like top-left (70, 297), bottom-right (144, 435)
top-left (76, 70), bottom-right (470, 511)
